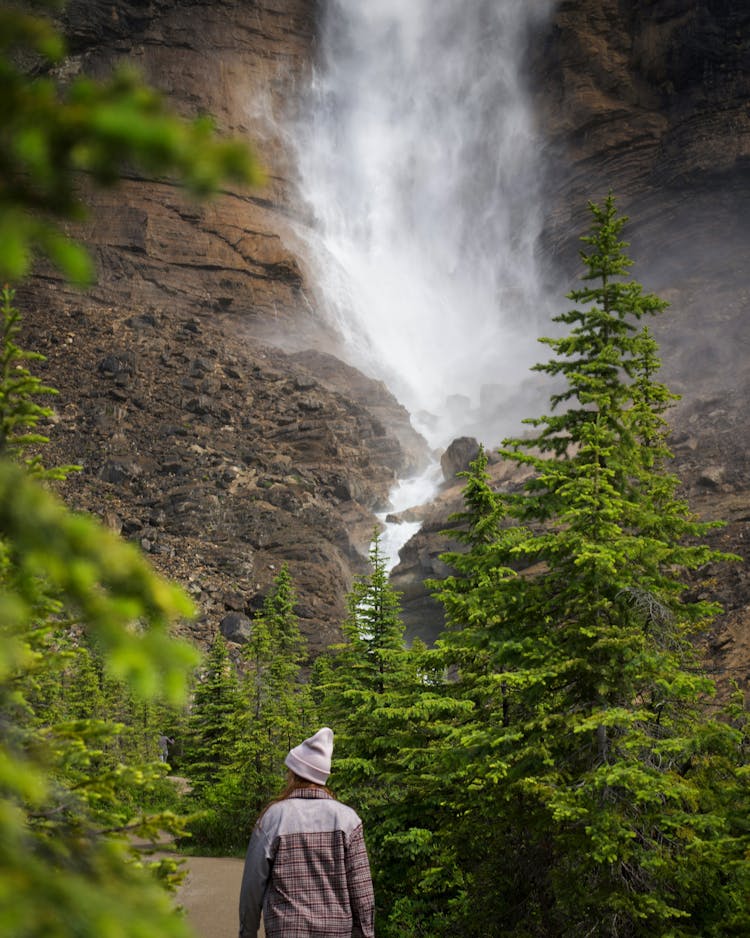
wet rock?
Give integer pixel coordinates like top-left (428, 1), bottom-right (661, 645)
top-left (440, 437), bottom-right (480, 483)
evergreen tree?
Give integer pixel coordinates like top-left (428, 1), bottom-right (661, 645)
top-left (182, 632), bottom-right (243, 799)
top-left (315, 532), bottom-right (467, 937)
top-left (235, 565), bottom-right (311, 811)
top-left (430, 196), bottom-right (749, 936)
top-left (0, 285), bottom-right (70, 477)
top-left (315, 532), bottom-right (414, 781)
top-left (184, 566), bottom-right (313, 852)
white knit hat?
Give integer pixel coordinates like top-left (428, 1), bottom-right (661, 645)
top-left (284, 727), bottom-right (334, 785)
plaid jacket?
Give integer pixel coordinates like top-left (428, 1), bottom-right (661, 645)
top-left (239, 788), bottom-right (375, 938)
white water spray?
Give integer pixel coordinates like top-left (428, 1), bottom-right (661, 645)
top-left (293, 0), bottom-right (556, 450)
top-left (375, 461), bottom-right (444, 570)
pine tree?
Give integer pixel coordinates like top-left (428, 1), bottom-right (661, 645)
top-left (430, 196), bottom-right (749, 936)
top-left (182, 632), bottom-right (243, 799)
top-left (236, 564), bottom-right (312, 810)
top-left (185, 566), bottom-right (314, 852)
top-left (314, 532), bottom-right (415, 777)
top-left (315, 532), bottom-right (467, 937)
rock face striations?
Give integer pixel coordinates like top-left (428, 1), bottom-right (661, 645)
top-left (18, 1), bottom-right (750, 691)
top-left (536, 0), bottom-right (750, 402)
top-left (42, 0), bottom-right (317, 328)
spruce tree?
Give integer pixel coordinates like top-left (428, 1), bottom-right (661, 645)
top-left (430, 196), bottom-right (749, 936)
top-left (186, 565), bottom-right (313, 852)
top-left (235, 563), bottom-right (312, 813)
top-left (314, 532), bottom-right (413, 790)
top-left (315, 532), bottom-right (467, 937)
top-left (182, 632), bottom-right (243, 799)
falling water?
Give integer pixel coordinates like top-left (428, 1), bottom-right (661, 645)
top-left (293, 0), bottom-right (556, 450)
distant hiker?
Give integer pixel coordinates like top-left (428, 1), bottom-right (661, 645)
top-left (239, 727), bottom-right (375, 938)
top-left (157, 735), bottom-right (174, 763)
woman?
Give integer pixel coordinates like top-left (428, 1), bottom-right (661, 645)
top-left (238, 727), bottom-right (375, 938)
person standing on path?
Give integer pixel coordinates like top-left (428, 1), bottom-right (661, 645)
top-left (238, 727), bottom-right (375, 938)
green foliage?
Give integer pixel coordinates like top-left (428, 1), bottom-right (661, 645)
top-left (0, 461), bottom-right (201, 937)
top-left (0, 297), bottom-right (198, 938)
top-left (182, 632), bottom-right (243, 800)
top-left (0, 285), bottom-right (68, 476)
top-left (182, 566), bottom-right (314, 853)
top-left (314, 532), bottom-right (468, 936)
top-left (426, 196), bottom-right (749, 936)
top-left (0, 0), bottom-right (262, 283)
top-left (0, 3), bottom-right (263, 927)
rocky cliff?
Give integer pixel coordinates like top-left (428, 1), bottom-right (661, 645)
top-left (537, 0), bottom-right (750, 400)
top-left (21, 0), bottom-right (428, 655)
top-left (18, 1), bottom-right (750, 692)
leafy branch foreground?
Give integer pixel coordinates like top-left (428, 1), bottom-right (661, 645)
top-left (0, 280), bottom-right (201, 938)
top-left (0, 2), bottom-right (262, 936)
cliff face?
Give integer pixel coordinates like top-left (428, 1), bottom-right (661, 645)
top-left (21, 0), bottom-right (427, 654)
top-left (537, 0), bottom-right (750, 398)
top-left (47, 0), bottom-right (316, 325)
top-left (541, 1), bottom-right (750, 218)
top-left (19, 1), bottom-right (750, 687)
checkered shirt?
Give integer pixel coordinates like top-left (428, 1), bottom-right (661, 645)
top-left (239, 788), bottom-right (375, 938)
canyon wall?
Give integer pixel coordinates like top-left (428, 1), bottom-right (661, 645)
top-left (19, 1), bottom-right (750, 690)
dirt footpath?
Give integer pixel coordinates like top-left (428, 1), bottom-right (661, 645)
top-left (176, 856), bottom-right (265, 938)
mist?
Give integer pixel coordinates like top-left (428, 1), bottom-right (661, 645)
top-left (291, 0), bottom-right (558, 450)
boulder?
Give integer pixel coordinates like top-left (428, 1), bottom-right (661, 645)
top-left (440, 437), bottom-right (480, 483)
top-left (219, 612), bottom-right (253, 645)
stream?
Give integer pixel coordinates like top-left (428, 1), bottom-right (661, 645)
top-left (378, 461), bottom-right (443, 571)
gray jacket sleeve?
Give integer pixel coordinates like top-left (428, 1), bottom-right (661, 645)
top-left (238, 825), bottom-right (272, 938)
top-left (346, 823), bottom-right (375, 938)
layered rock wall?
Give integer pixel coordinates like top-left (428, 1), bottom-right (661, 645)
top-left (21, 0), bottom-right (427, 654)
top-left (43, 0), bottom-right (317, 326)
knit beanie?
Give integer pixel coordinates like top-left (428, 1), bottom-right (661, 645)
top-left (284, 727), bottom-right (334, 785)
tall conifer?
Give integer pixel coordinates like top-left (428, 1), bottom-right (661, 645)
top-left (315, 532), bottom-right (467, 936)
top-left (237, 563), bottom-right (312, 807)
top-left (182, 633), bottom-right (242, 798)
top-left (430, 196), bottom-right (749, 936)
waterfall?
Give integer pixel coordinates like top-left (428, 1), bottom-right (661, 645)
top-left (292, 0), bottom-right (557, 451)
